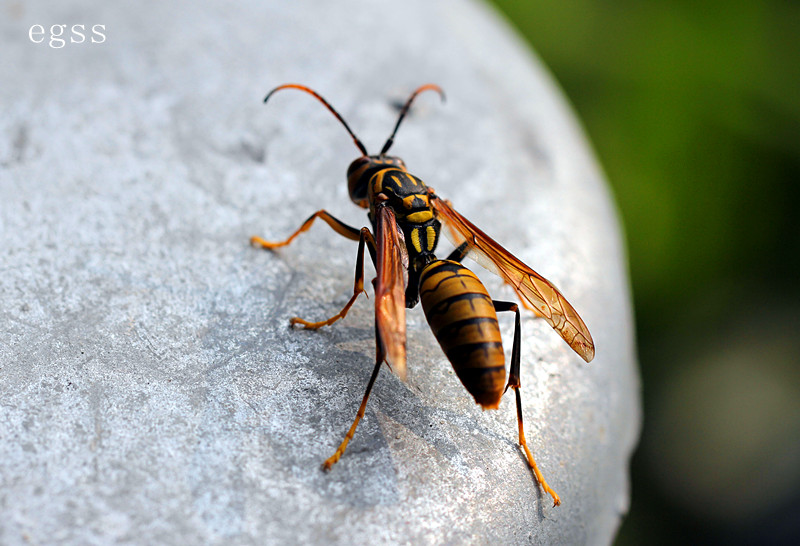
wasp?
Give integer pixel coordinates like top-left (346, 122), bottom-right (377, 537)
top-left (250, 84), bottom-right (595, 506)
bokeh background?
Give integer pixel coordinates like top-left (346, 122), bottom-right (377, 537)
top-left (486, 0), bottom-right (800, 544)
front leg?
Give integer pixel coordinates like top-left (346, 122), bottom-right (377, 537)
top-left (250, 209), bottom-right (361, 249)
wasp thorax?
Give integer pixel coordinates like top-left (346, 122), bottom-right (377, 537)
top-left (347, 155), bottom-right (407, 208)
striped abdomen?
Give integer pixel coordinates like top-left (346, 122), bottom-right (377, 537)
top-left (419, 260), bottom-right (505, 409)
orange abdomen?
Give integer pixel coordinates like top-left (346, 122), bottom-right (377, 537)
top-left (419, 260), bottom-right (506, 409)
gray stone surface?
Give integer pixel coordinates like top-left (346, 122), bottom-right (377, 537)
top-left (0, 0), bottom-right (640, 544)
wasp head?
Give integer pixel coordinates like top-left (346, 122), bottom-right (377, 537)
top-left (346, 155), bottom-right (407, 208)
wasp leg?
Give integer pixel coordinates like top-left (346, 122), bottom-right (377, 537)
top-left (323, 323), bottom-right (384, 470)
top-left (250, 210), bottom-right (361, 249)
top-left (290, 228), bottom-right (377, 330)
top-left (445, 241), bottom-right (470, 262)
top-left (494, 300), bottom-right (561, 507)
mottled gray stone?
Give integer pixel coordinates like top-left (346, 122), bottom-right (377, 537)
top-left (0, 0), bottom-right (640, 544)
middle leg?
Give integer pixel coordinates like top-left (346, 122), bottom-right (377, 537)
top-left (291, 227), bottom-right (377, 330)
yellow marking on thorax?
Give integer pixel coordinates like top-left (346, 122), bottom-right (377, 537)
top-left (390, 175), bottom-right (403, 191)
top-left (402, 194), bottom-right (430, 209)
top-left (371, 170), bottom-right (386, 194)
top-left (426, 225), bottom-right (436, 251)
top-left (410, 228), bottom-right (422, 253)
top-left (406, 210), bottom-right (434, 223)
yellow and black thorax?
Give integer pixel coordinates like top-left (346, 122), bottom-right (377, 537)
top-left (367, 166), bottom-right (441, 270)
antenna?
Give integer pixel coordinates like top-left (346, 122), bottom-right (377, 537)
top-left (264, 84), bottom-right (368, 156)
top-left (380, 84), bottom-right (445, 155)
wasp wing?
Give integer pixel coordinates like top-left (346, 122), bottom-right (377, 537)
top-left (375, 205), bottom-right (408, 380)
top-left (431, 195), bottom-right (595, 362)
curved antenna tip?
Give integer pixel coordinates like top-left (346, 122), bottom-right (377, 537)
top-left (263, 83), bottom-right (306, 104)
top-left (261, 83), bottom-right (368, 156)
top-left (380, 84), bottom-right (446, 155)
top-left (417, 83), bottom-right (446, 103)
top-left (430, 84), bottom-right (447, 103)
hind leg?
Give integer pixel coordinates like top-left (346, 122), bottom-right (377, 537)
top-left (494, 300), bottom-right (561, 507)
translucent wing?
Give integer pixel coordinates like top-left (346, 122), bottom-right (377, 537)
top-left (431, 194), bottom-right (595, 362)
top-left (375, 205), bottom-right (408, 379)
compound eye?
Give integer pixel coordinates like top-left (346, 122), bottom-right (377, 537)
top-left (347, 157), bottom-right (370, 208)
top-left (347, 156), bottom-right (369, 174)
top-left (349, 180), bottom-right (368, 206)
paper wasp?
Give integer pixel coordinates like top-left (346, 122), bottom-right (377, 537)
top-left (250, 84), bottom-right (595, 506)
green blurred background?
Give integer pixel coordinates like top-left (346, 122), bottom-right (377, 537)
top-left (486, 0), bottom-right (800, 543)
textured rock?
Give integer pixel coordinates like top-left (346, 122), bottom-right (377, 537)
top-left (0, 0), bottom-right (639, 544)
